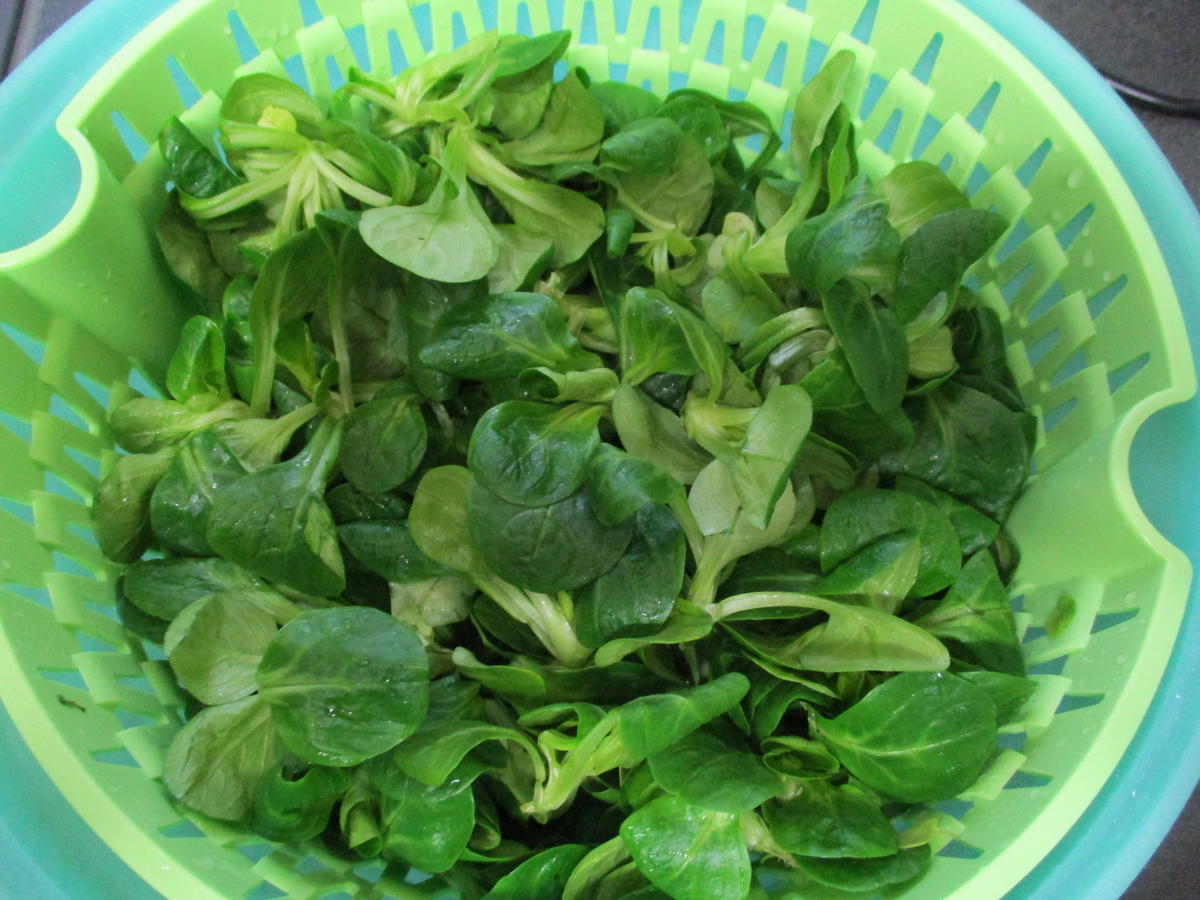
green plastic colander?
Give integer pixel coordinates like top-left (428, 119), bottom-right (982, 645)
top-left (0, 0), bottom-right (1195, 898)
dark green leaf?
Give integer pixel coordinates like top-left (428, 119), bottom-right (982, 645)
top-left (786, 178), bottom-right (901, 297)
top-left (165, 594), bottom-right (277, 705)
top-left (483, 844), bottom-right (592, 900)
top-left (206, 421), bottom-right (345, 596)
top-left (820, 489), bottom-right (962, 598)
top-left (764, 779), bottom-right (898, 858)
top-left (251, 766), bottom-right (350, 843)
top-left (795, 845), bottom-right (931, 892)
top-left (894, 209), bottom-right (1008, 326)
top-left (338, 519), bottom-right (455, 583)
top-left (341, 390), bottom-right (428, 493)
top-left (648, 726), bottom-right (781, 813)
top-left (92, 449), bottom-right (174, 563)
top-left (468, 401), bottom-right (604, 505)
top-left (911, 551), bottom-right (1025, 676)
top-left (575, 505), bottom-right (684, 647)
top-left (150, 429), bottom-right (247, 556)
top-left (257, 607), bottom-right (430, 766)
top-left (812, 671), bottom-right (997, 802)
top-left (879, 381), bottom-right (1030, 520)
top-left (621, 795), bottom-right (750, 900)
top-left (584, 444), bottom-right (679, 526)
top-left (163, 695), bottom-right (280, 821)
top-left (469, 479), bottom-right (633, 593)
top-left (420, 291), bottom-right (601, 379)
top-left (822, 279), bottom-right (908, 413)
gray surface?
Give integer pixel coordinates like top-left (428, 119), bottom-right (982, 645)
top-left (1, 1), bottom-right (1198, 898)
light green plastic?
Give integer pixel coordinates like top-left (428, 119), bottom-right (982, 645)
top-left (0, 0), bottom-right (1194, 898)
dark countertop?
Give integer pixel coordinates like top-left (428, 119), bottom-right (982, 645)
top-left (1, 1), bottom-right (1197, 898)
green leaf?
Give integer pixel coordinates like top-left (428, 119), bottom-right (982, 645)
top-left (409, 465), bottom-right (490, 574)
top-left (911, 551), bottom-right (1025, 676)
top-left (816, 532), bottom-right (922, 612)
top-left (206, 421), bottom-right (346, 596)
top-left (589, 81), bottom-right (662, 134)
top-left (484, 845), bottom-right (592, 900)
top-left (656, 94), bottom-right (729, 164)
top-left (648, 726), bottom-right (781, 813)
top-left (150, 429), bottom-right (247, 556)
top-left (165, 594), bottom-right (277, 705)
top-left (785, 178), bottom-right (901, 297)
top-left (468, 401), bottom-right (604, 506)
top-left (469, 479), bottom-right (633, 593)
top-left (246, 228), bottom-right (329, 415)
top-left (110, 394), bottom-right (248, 453)
top-left (122, 556), bottom-right (295, 624)
top-left (360, 133), bottom-right (501, 283)
top-left (894, 209), bottom-right (1008, 326)
top-left (502, 70), bottom-right (604, 166)
top-left (879, 381), bottom-right (1031, 520)
top-left (616, 673), bottom-right (749, 760)
top-left (167, 317), bottom-right (228, 402)
top-left (959, 670), bottom-right (1036, 726)
top-left (733, 384), bottom-right (813, 529)
top-left (220, 72), bottom-right (324, 133)
top-left (594, 604), bottom-right (715, 666)
top-left (420, 291), bottom-right (601, 380)
top-left (520, 366), bottom-right (620, 403)
top-left (251, 765), bottom-right (350, 843)
top-left (159, 118), bottom-right (241, 199)
top-left (257, 607), bottom-right (430, 766)
top-left (391, 717), bottom-right (543, 787)
top-left (375, 760), bottom-right (477, 872)
top-left (606, 118), bottom-right (714, 236)
top-left (721, 593), bottom-right (949, 673)
top-left (341, 388), bottom-right (428, 493)
top-left (575, 504), bottom-right (684, 647)
top-left (799, 350), bottom-right (915, 460)
top-left (391, 576), bottom-right (474, 637)
top-left (488, 224), bottom-right (555, 294)
top-left (764, 779), bottom-right (898, 858)
top-left (621, 795), bottom-right (750, 900)
top-left (155, 193), bottom-right (232, 305)
top-left (326, 483), bottom-right (410, 523)
top-left (163, 695), bottom-right (280, 821)
top-left (790, 49), bottom-right (856, 169)
top-left (795, 845), bottom-right (931, 892)
top-left (462, 134), bottom-right (605, 266)
top-left (618, 286), bottom-right (701, 385)
top-left (338, 519), bottom-right (454, 584)
top-left (812, 671), bottom-right (997, 802)
top-left (403, 275), bottom-right (485, 401)
top-left (877, 160), bottom-right (970, 239)
top-left (894, 476), bottom-right (999, 557)
top-left (821, 279), bottom-right (909, 414)
top-left (93, 449), bottom-right (174, 563)
top-left (606, 207), bottom-right (636, 257)
top-left (584, 444), bottom-right (679, 526)
top-left (760, 736), bottom-right (841, 779)
top-left (820, 489), bottom-right (962, 598)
